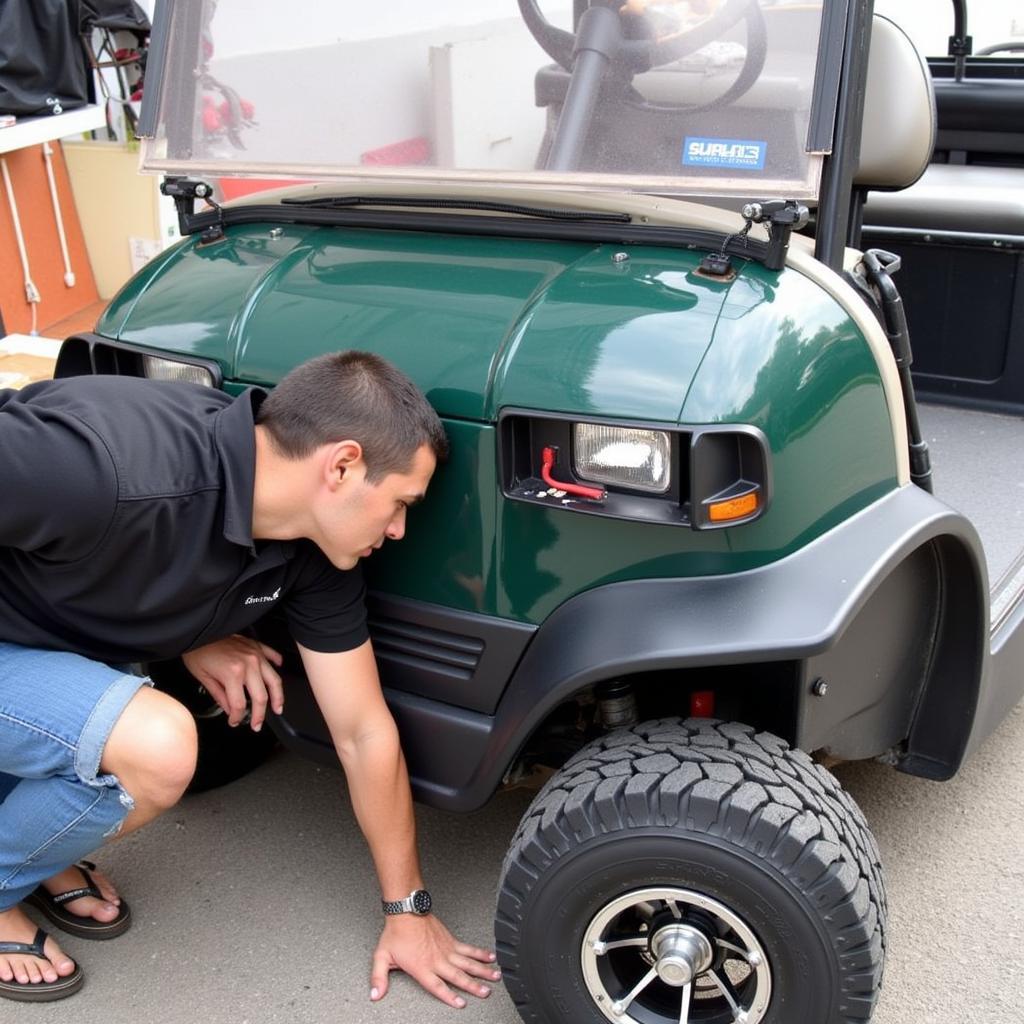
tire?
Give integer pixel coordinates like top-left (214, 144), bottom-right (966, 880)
top-left (496, 718), bottom-right (886, 1024)
top-left (147, 658), bottom-right (278, 792)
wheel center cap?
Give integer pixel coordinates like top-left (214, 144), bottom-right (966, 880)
top-left (650, 924), bottom-right (713, 987)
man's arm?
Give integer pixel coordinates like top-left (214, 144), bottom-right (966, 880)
top-left (297, 640), bottom-right (500, 1009)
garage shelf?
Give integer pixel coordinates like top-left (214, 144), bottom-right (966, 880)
top-left (0, 106), bottom-right (107, 155)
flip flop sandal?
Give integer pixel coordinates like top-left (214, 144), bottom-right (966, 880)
top-left (24, 860), bottom-right (132, 940)
top-left (0, 927), bottom-right (84, 1002)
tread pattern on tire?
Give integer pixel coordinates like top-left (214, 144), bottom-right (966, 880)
top-left (496, 718), bottom-right (886, 1024)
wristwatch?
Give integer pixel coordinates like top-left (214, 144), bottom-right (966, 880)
top-left (382, 888), bottom-right (433, 916)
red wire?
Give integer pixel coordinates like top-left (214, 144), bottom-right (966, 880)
top-left (541, 447), bottom-right (605, 500)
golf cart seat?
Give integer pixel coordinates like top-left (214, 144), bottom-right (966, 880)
top-left (860, 19), bottom-right (1024, 236)
top-left (860, 15), bottom-right (1024, 412)
top-left (863, 163), bottom-right (1024, 237)
top-left (854, 14), bottom-right (936, 194)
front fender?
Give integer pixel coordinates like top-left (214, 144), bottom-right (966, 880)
top-left (455, 484), bottom-right (986, 807)
top-left (275, 485), bottom-right (989, 810)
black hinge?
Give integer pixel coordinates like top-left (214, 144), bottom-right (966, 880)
top-left (851, 249), bottom-right (933, 493)
top-left (160, 177), bottom-right (225, 244)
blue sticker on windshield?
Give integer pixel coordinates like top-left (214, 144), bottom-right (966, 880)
top-left (683, 137), bottom-right (766, 171)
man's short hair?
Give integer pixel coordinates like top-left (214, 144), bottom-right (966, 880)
top-left (256, 351), bottom-right (448, 482)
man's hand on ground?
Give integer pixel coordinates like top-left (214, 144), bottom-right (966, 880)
top-left (182, 635), bottom-right (284, 731)
top-left (370, 913), bottom-right (501, 1009)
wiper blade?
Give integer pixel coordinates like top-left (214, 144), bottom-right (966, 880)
top-left (279, 194), bottom-right (632, 223)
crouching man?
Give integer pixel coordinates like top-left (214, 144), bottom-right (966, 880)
top-left (0, 351), bottom-right (499, 1006)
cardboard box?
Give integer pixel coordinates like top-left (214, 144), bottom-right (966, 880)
top-left (0, 335), bottom-right (60, 389)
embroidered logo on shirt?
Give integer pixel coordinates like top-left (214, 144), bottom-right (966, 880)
top-left (244, 587), bottom-right (281, 606)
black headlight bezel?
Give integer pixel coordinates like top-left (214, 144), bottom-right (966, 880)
top-left (498, 408), bottom-right (772, 530)
top-left (54, 334), bottom-right (223, 388)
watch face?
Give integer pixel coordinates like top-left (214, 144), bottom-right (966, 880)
top-left (412, 889), bottom-right (432, 915)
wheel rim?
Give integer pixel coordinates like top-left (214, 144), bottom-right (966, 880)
top-left (580, 886), bottom-right (772, 1024)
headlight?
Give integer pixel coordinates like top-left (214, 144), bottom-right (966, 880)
top-left (141, 355), bottom-right (215, 387)
top-left (574, 423), bottom-right (671, 493)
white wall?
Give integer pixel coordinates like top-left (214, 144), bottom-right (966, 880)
top-left (158, 3), bottom-right (570, 171)
top-left (206, 1), bottom-right (571, 58)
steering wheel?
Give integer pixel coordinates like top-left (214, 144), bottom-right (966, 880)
top-left (520, 0), bottom-right (767, 118)
top-left (975, 41), bottom-right (1024, 55)
top-left (519, 0), bottom-right (762, 76)
top-left (522, 0), bottom-right (767, 171)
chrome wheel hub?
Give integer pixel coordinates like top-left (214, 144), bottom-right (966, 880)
top-left (650, 924), bottom-right (713, 987)
top-left (581, 886), bottom-right (772, 1024)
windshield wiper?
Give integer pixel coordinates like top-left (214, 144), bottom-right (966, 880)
top-left (162, 176), bottom-right (772, 267)
top-left (280, 195), bottom-right (632, 223)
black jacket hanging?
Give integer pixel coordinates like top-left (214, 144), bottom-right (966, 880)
top-left (80, 0), bottom-right (150, 35)
top-left (0, 0), bottom-right (91, 117)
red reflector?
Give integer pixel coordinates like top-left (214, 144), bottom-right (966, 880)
top-left (690, 690), bottom-right (715, 718)
top-left (360, 136), bottom-right (432, 165)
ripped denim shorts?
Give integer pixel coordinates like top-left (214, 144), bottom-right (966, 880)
top-left (0, 641), bottom-right (151, 909)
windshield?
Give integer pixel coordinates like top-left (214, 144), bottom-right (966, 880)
top-left (140, 1), bottom-right (835, 200)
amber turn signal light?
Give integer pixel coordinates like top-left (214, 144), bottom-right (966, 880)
top-left (707, 489), bottom-right (759, 523)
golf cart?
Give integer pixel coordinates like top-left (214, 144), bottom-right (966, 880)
top-left (53, 2), bottom-right (1024, 1022)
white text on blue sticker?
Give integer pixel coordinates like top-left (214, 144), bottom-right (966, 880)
top-left (683, 137), bottom-right (767, 171)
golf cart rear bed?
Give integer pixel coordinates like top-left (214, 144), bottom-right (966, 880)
top-left (918, 402), bottom-right (1024, 590)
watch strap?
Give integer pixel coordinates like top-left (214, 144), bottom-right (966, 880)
top-left (382, 888), bottom-right (432, 916)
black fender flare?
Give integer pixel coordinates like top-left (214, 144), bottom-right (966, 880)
top-left (457, 485), bottom-right (987, 805)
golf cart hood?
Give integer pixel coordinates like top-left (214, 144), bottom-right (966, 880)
top-left (139, 0), bottom-right (837, 201)
top-left (100, 192), bottom-right (749, 423)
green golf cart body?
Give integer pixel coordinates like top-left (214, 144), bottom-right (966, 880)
top-left (54, 2), bottom-right (1024, 1021)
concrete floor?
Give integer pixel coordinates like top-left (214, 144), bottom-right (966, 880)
top-left (20, 696), bottom-right (1024, 1024)
top-left (4, 256), bottom-right (1022, 1024)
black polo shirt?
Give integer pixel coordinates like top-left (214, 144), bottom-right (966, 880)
top-left (0, 376), bottom-right (368, 664)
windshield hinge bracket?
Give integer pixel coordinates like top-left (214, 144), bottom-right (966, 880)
top-left (160, 177), bottom-right (226, 243)
top-left (741, 199), bottom-right (809, 271)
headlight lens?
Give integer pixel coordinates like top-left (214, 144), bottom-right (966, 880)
top-left (574, 424), bottom-right (671, 493)
top-left (141, 355), bottom-right (214, 387)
